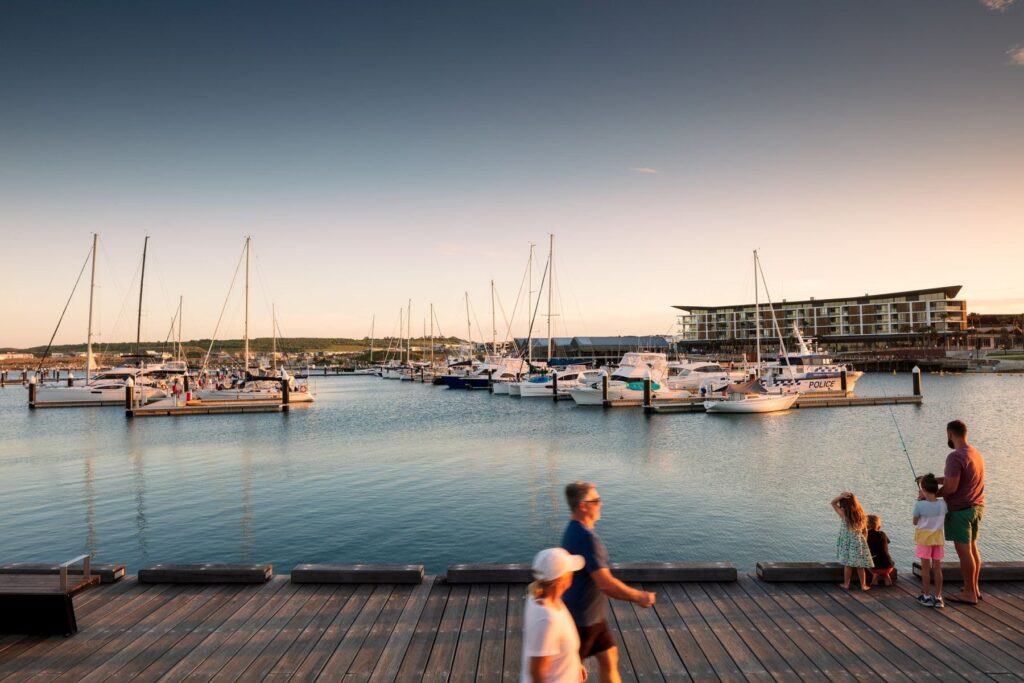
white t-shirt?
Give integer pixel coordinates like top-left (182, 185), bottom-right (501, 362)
top-left (520, 596), bottom-right (582, 683)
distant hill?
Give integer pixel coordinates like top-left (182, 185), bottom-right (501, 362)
top-left (8, 336), bottom-right (467, 355)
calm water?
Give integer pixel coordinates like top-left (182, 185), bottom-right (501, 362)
top-left (1, 372), bottom-right (1021, 574)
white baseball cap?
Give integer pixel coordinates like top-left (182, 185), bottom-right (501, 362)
top-left (531, 548), bottom-right (586, 581)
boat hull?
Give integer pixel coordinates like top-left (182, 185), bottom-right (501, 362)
top-left (491, 381), bottom-right (511, 395)
top-left (703, 394), bottom-right (798, 413)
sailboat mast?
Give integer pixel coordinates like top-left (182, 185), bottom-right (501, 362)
top-left (272, 303), bottom-right (277, 372)
top-left (177, 295), bottom-right (183, 362)
top-left (546, 233), bottom-right (554, 361)
top-left (754, 249), bottom-right (761, 373)
top-left (399, 307), bottom-right (403, 364)
top-left (527, 243), bottom-right (534, 365)
top-left (407, 299), bottom-right (411, 363)
top-left (429, 303), bottom-right (434, 368)
top-left (85, 233), bottom-right (98, 382)
top-left (369, 314), bottom-right (375, 363)
top-left (490, 280), bottom-right (496, 355)
top-left (244, 236), bottom-right (251, 373)
top-left (136, 235), bottom-right (149, 353)
top-left (464, 291), bottom-right (471, 357)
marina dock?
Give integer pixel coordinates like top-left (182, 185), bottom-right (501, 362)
top-left (2, 570), bottom-right (1023, 680)
top-left (643, 393), bottom-right (923, 414)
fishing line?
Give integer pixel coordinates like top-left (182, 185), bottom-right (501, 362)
top-left (887, 401), bottom-right (917, 481)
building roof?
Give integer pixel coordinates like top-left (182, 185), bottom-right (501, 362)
top-left (673, 286), bottom-right (963, 312)
top-left (574, 336), bottom-right (669, 348)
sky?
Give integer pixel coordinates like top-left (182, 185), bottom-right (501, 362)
top-left (1, 0), bottom-right (1022, 348)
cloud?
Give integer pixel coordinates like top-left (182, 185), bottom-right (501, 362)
top-left (630, 167), bottom-right (660, 174)
top-left (1009, 45), bottom-right (1024, 66)
top-left (979, 0), bottom-right (1015, 10)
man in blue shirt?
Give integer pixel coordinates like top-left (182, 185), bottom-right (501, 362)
top-left (561, 481), bottom-right (656, 683)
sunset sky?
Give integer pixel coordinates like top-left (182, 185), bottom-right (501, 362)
top-left (2, 0), bottom-right (1022, 348)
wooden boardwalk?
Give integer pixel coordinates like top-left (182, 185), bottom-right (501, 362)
top-left (2, 575), bottom-right (1024, 681)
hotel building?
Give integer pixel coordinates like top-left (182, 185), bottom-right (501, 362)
top-left (674, 286), bottom-right (967, 349)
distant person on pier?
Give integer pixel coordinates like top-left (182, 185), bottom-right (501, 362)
top-left (521, 548), bottom-right (588, 683)
top-left (935, 419), bottom-right (986, 604)
top-left (831, 492), bottom-right (873, 591)
top-left (561, 481), bottom-right (655, 683)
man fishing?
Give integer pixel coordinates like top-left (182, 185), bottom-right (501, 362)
top-left (933, 419), bottom-right (986, 605)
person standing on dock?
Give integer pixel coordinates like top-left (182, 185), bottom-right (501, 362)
top-left (936, 419), bottom-right (986, 605)
top-left (561, 481), bottom-right (655, 683)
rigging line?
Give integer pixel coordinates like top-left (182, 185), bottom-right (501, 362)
top-left (502, 255), bottom-right (531, 346)
top-left (494, 290), bottom-right (522, 358)
top-left (35, 244), bottom-right (94, 373)
top-left (468, 295), bottom-right (486, 356)
top-left (97, 252), bottom-right (144, 358)
top-left (755, 253), bottom-right (794, 376)
top-left (524, 258), bottom-right (551, 353)
top-left (201, 242), bottom-right (247, 375)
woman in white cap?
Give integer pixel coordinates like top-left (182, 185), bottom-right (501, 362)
top-left (522, 547), bottom-right (588, 682)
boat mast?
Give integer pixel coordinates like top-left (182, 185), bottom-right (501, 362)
top-left (177, 295), bottom-right (183, 362)
top-left (272, 303), bottom-right (277, 372)
top-left (464, 291), bottom-right (471, 358)
top-left (429, 303), bottom-right (434, 368)
top-left (85, 233), bottom-right (98, 382)
top-left (406, 299), bottom-right (412, 364)
top-left (244, 236), bottom-right (251, 374)
top-left (369, 314), bottom-right (375, 364)
top-left (136, 235), bottom-right (149, 354)
top-left (754, 249), bottom-right (760, 374)
top-left (546, 233), bottom-right (554, 362)
top-left (398, 307), bottom-right (403, 364)
top-left (490, 280), bottom-right (497, 355)
top-left (527, 243), bottom-right (534, 366)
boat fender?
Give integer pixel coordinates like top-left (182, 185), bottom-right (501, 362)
top-left (299, 385), bottom-right (308, 393)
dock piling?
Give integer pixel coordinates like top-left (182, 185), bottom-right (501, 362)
top-left (28, 377), bottom-right (36, 409)
top-left (643, 374), bottom-right (652, 408)
top-left (124, 378), bottom-right (135, 417)
top-left (552, 371), bottom-right (559, 402)
top-left (840, 370), bottom-right (847, 393)
top-left (281, 379), bottom-right (290, 412)
top-left (601, 372), bottom-right (609, 403)
top-left (912, 365), bottom-right (922, 396)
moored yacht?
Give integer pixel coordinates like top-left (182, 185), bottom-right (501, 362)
top-left (569, 352), bottom-right (691, 405)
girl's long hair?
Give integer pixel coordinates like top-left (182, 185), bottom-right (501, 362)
top-left (528, 579), bottom-right (557, 601)
top-left (840, 494), bottom-right (867, 533)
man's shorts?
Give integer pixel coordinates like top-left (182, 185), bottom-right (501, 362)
top-left (916, 544), bottom-right (945, 560)
top-left (578, 620), bottom-right (616, 659)
top-left (945, 506), bottom-right (983, 544)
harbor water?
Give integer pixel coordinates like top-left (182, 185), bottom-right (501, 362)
top-left (1, 372), bottom-right (1020, 574)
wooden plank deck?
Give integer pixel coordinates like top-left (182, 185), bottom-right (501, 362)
top-left (1, 575), bottom-right (1022, 681)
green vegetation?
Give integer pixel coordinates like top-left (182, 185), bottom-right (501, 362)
top-left (15, 336), bottom-right (467, 356)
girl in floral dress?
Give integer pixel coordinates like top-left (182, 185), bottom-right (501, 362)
top-left (831, 491), bottom-right (873, 591)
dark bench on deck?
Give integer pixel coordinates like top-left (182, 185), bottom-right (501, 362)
top-left (446, 562), bottom-right (737, 584)
top-left (138, 563), bottom-right (272, 584)
top-left (0, 555), bottom-right (100, 635)
top-left (757, 561), bottom-right (899, 582)
top-left (912, 561), bottom-right (1024, 582)
top-left (0, 562), bottom-right (125, 584)
top-left (291, 563), bottom-right (425, 584)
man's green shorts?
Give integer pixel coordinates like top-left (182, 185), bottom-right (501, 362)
top-left (945, 506), bottom-right (983, 544)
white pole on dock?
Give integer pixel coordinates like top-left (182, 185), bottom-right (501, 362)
top-left (85, 233), bottom-right (98, 384)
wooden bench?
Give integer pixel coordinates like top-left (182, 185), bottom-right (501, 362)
top-left (291, 564), bottom-right (424, 584)
top-left (446, 562), bottom-right (737, 584)
top-left (756, 562), bottom-right (898, 582)
top-left (0, 562), bottom-right (125, 584)
top-left (0, 555), bottom-right (100, 635)
top-left (138, 563), bottom-right (272, 584)
top-left (912, 561), bottom-right (1024, 582)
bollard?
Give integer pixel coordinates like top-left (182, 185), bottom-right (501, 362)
top-left (281, 379), bottom-right (290, 411)
top-left (643, 375), bottom-right (652, 408)
top-left (912, 366), bottom-right (922, 397)
top-left (28, 376), bottom-right (37, 408)
top-left (840, 370), bottom-right (847, 393)
top-left (125, 378), bottom-right (135, 417)
top-left (601, 372), bottom-right (609, 403)
top-left (67, 371), bottom-right (75, 387)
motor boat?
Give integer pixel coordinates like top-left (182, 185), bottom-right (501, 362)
top-left (761, 326), bottom-right (863, 394)
top-left (665, 361), bottom-right (748, 393)
top-left (569, 353), bottom-right (691, 405)
top-left (440, 356), bottom-right (527, 389)
top-left (515, 364), bottom-right (590, 398)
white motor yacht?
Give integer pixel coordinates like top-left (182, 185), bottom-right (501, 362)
top-left (569, 353), bottom-right (691, 405)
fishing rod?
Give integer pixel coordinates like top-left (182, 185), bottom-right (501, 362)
top-left (887, 402), bottom-right (918, 481)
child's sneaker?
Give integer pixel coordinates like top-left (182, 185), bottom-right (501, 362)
top-left (933, 596), bottom-right (945, 609)
top-left (917, 594), bottom-right (935, 607)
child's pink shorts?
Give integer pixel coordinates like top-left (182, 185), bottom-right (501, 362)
top-left (916, 544), bottom-right (945, 560)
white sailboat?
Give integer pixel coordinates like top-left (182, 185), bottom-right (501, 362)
top-left (702, 250), bottom-right (797, 415)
